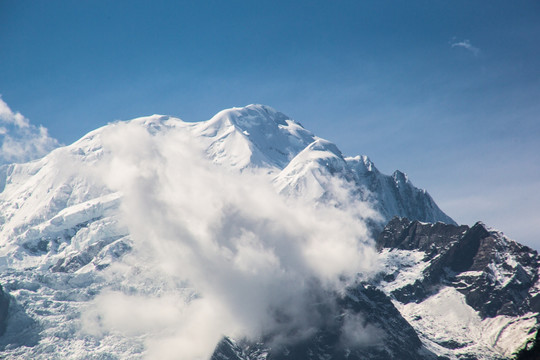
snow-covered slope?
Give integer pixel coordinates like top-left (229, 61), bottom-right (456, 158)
top-left (0, 104), bottom-right (453, 272)
top-left (375, 217), bottom-right (540, 359)
top-left (182, 104), bottom-right (454, 228)
top-left (187, 105), bottom-right (316, 170)
top-left (275, 143), bottom-right (455, 227)
top-left (191, 104), bottom-right (454, 226)
top-left (0, 104), bottom-right (533, 360)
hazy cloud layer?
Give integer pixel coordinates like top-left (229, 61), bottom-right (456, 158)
top-left (0, 97), bottom-right (59, 165)
top-left (81, 119), bottom-right (380, 359)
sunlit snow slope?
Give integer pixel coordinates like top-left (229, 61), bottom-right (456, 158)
top-left (188, 105), bottom-right (455, 226)
top-left (0, 104), bottom-right (532, 360)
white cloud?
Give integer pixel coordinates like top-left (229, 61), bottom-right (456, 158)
top-left (340, 312), bottom-right (384, 348)
top-left (451, 39), bottom-right (480, 56)
top-left (0, 97), bottom-right (59, 165)
top-left (80, 119), bottom-right (380, 359)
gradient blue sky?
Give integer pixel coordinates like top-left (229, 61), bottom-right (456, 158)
top-left (1, 1), bottom-right (539, 248)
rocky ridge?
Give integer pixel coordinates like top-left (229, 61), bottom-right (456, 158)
top-left (0, 105), bottom-right (534, 359)
top-left (211, 284), bottom-right (439, 360)
top-left (375, 217), bottom-right (540, 359)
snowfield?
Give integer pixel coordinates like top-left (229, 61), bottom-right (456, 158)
top-left (0, 105), bottom-right (535, 359)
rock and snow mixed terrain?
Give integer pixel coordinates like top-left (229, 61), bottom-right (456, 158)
top-left (0, 104), bottom-right (536, 359)
top-left (375, 218), bottom-right (539, 359)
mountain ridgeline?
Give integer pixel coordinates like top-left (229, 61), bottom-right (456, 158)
top-left (210, 218), bottom-right (540, 360)
top-left (0, 105), bottom-right (536, 359)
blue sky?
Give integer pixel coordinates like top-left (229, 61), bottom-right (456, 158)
top-left (1, 1), bottom-right (539, 247)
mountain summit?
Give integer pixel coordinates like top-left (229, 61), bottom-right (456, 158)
top-left (187, 104), bottom-right (317, 169)
top-left (187, 104), bottom-right (455, 226)
top-left (0, 105), bottom-right (453, 273)
top-left (0, 105), bottom-right (533, 360)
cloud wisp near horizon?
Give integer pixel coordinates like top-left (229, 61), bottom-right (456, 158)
top-left (0, 97), bottom-right (59, 165)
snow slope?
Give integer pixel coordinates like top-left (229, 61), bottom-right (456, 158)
top-left (375, 217), bottom-right (540, 359)
top-left (0, 104), bottom-right (531, 360)
top-left (0, 104), bottom-right (453, 273)
top-left (187, 105), bottom-right (316, 170)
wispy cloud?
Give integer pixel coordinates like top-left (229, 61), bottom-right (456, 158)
top-left (80, 119), bottom-right (380, 359)
top-left (0, 97), bottom-right (59, 165)
top-left (451, 39), bottom-right (480, 56)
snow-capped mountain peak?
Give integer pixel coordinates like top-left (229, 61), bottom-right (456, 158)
top-left (0, 104), bottom-right (482, 360)
top-left (188, 104), bottom-right (316, 170)
top-left (212, 104), bottom-right (290, 128)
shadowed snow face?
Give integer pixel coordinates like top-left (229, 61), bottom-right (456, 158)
top-left (82, 119), bottom-right (380, 360)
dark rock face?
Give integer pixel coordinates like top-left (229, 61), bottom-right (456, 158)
top-left (211, 284), bottom-right (437, 360)
top-left (515, 329), bottom-right (540, 360)
top-left (377, 217), bottom-right (540, 319)
top-left (211, 338), bottom-right (249, 360)
top-left (376, 217), bottom-right (467, 252)
top-left (0, 285), bottom-right (9, 336)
